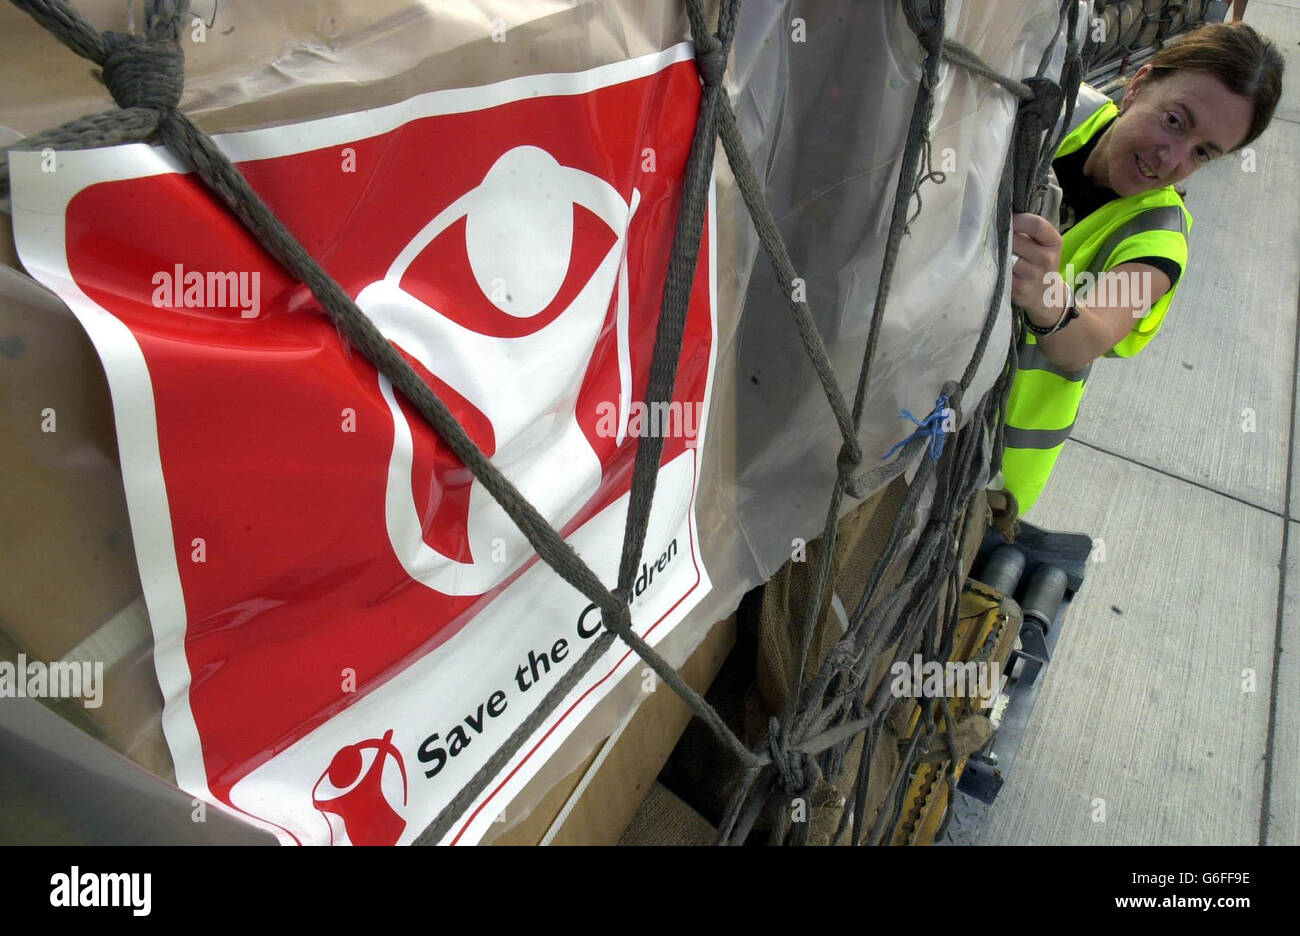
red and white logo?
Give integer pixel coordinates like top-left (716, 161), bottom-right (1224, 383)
top-left (313, 731), bottom-right (408, 846)
top-left (11, 43), bottom-right (716, 845)
top-left (360, 144), bottom-right (642, 595)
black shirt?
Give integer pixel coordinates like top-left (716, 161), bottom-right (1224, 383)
top-left (1052, 113), bottom-right (1183, 287)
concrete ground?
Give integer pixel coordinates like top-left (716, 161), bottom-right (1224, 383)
top-left (981, 0), bottom-right (1300, 845)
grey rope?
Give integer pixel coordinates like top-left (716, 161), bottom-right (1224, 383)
top-left (0, 0), bottom-right (182, 197)
top-left (720, 0), bottom-right (957, 838)
top-left (720, 0), bottom-right (1080, 841)
top-left (942, 38), bottom-right (1033, 100)
top-left (771, 0), bottom-right (952, 781)
top-left (615, 0), bottom-right (738, 606)
top-left (1036, 0), bottom-right (1083, 216)
top-left (932, 696), bottom-right (962, 841)
top-left (0, 108), bottom-right (159, 177)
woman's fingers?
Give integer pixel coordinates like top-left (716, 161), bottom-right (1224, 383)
top-left (1011, 211), bottom-right (1061, 247)
top-left (1009, 215), bottom-right (1064, 322)
top-left (1011, 214), bottom-right (1062, 304)
top-left (1012, 231), bottom-right (1052, 268)
top-left (1009, 227), bottom-right (1050, 314)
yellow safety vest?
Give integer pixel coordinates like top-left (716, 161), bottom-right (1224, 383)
top-left (1001, 86), bottom-right (1192, 514)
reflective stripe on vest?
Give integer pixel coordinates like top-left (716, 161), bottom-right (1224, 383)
top-left (1087, 204), bottom-right (1189, 282)
top-left (1000, 84), bottom-right (1192, 512)
top-left (1017, 341), bottom-right (1091, 382)
top-left (1003, 424), bottom-right (1075, 450)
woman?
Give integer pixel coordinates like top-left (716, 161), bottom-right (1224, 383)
top-left (1001, 21), bottom-right (1284, 515)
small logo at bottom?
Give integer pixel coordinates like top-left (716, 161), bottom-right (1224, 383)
top-left (312, 729), bottom-right (408, 845)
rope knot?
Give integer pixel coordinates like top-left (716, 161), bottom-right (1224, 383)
top-left (694, 37), bottom-right (729, 87)
top-left (838, 439), bottom-right (868, 498)
top-left (903, 0), bottom-right (944, 58)
top-left (881, 393), bottom-right (952, 463)
top-left (1019, 76), bottom-right (1064, 129)
top-left (100, 32), bottom-right (184, 112)
top-left (768, 718), bottom-right (821, 798)
top-left (604, 591), bottom-right (633, 633)
top-left (836, 439), bottom-right (863, 477)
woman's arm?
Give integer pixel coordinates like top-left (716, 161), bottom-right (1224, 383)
top-left (1034, 261), bottom-right (1171, 371)
top-left (1011, 213), bottom-right (1172, 372)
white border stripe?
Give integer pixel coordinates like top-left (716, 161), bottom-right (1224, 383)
top-left (8, 43), bottom-right (695, 195)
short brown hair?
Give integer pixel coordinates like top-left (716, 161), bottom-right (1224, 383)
top-left (1142, 22), bottom-right (1285, 151)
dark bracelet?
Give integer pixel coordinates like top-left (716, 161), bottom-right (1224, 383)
top-left (1023, 300), bottom-right (1079, 337)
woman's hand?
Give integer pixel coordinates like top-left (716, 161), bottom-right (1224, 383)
top-left (1009, 212), bottom-right (1173, 372)
top-left (1010, 212), bottom-right (1067, 325)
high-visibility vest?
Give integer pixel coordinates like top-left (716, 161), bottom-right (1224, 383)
top-left (1000, 84), bottom-right (1192, 514)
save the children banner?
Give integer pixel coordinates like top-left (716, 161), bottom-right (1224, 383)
top-left (10, 43), bottom-right (716, 845)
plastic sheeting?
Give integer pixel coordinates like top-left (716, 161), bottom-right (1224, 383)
top-left (729, 1), bottom-right (1080, 573)
top-left (0, 0), bottom-right (1076, 842)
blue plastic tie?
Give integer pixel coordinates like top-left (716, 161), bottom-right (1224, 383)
top-left (881, 394), bottom-right (950, 462)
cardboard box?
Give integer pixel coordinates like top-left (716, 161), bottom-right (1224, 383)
top-left (486, 613), bottom-right (736, 845)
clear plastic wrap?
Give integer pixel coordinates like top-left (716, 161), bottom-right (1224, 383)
top-left (0, 0), bottom-right (1071, 842)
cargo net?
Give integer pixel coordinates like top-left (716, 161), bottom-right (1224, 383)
top-left (1087, 0), bottom-right (1212, 82)
top-left (3, 0), bottom-right (1098, 844)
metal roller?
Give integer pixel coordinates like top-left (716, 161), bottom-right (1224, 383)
top-left (1020, 564), bottom-right (1070, 634)
top-left (978, 544), bottom-right (1027, 598)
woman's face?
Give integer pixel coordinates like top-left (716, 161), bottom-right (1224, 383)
top-left (1088, 66), bottom-right (1255, 196)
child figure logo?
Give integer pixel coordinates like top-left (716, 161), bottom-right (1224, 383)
top-left (357, 145), bottom-right (641, 598)
top-left (312, 729), bottom-right (409, 846)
